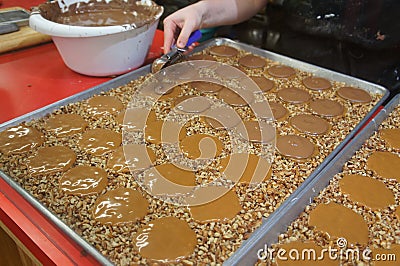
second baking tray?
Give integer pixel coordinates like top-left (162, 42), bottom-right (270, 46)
top-left (0, 38), bottom-right (389, 264)
top-left (227, 94), bottom-right (400, 265)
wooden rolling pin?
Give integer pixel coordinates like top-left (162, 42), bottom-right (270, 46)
top-left (0, 7), bottom-right (52, 54)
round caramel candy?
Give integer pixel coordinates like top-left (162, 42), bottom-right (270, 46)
top-left (267, 65), bottom-right (296, 78)
top-left (380, 128), bottom-right (400, 149)
top-left (180, 133), bottom-right (224, 160)
top-left (218, 88), bottom-right (254, 107)
top-left (289, 114), bottom-right (330, 135)
top-left (250, 76), bottom-right (274, 92)
top-left (237, 121), bottom-right (275, 143)
top-left (269, 101), bottom-right (288, 121)
top-left (27, 146), bottom-right (76, 176)
top-left (158, 86), bottom-right (182, 101)
top-left (309, 99), bottom-right (344, 117)
top-left (0, 125), bottom-right (44, 155)
top-left (173, 95), bottom-right (211, 113)
top-left (44, 113), bottom-right (88, 137)
top-left (78, 128), bottom-right (122, 156)
top-left (251, 102), bottom-right (274, 120)
top-left (116, 108), bottom-right (156, 129)
top-left (188, 53), bottom-right (216, 61)
top-left (60, 165), bottom-right (108, 195)
top-left (215, 65), bottom-right (243, 79)
top-left (87, 95), bottom-right (124, 116)
top-left (309, 202), bottom-right (369, 245)
top-left (134, 217), bottom-right (197, 262)
top-left (188, 188), bottom-right (241, 223)
top-left (302, 76), bottom-right (331, 91)
top-left (238, 54), bottom-right (266, 69)
top-left (277, 87), bottom-right (311, 104)
top-left (276, 135), bottom-right (315, 160)
top-left (339, 174), bottom-right (395, 210)
top-left (190, 81), bottom-right (224, 93)
top-left (337, 86), bottom-right (372, 103)
top-left (366, 151), bottom-right (400, 182)
top-left (204, 107), bottom-right (241, 130)
top-left (106, 144), bottom-right (156, 173)
top-left (209, 45), bottom-right (239, 57)
top-left (142, 163), bottom-right (196, 196)
top-left (92, 188), bottom-right (148, 225)
top-left (145, 120), bottom-right (187, 145)
top-left (220, 153), bottom-right (272, 184)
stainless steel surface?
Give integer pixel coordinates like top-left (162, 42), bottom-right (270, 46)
top-left (0, 38), bottom-right (390, 265)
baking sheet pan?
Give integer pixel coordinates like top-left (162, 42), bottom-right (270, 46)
top-left (226, 94), bottom-right (399, 265)
top-left (0, 38), bottom-right (389, 265)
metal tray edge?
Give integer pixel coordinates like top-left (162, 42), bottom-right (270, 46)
top-left (0, 170), bottom-right (114, 266)
top-left (0, 65), bottom-right (151, 130)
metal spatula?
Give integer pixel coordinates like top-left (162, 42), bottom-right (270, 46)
top-left (151, 30), bottom-right (202, 73)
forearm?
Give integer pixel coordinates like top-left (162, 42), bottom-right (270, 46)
top-left (195, 0), bottom-right (268, 29)
top-left (162, 0), bottom-right (267, 52)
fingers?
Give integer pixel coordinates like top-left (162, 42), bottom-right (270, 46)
top-left (163, 18), bottom-right (177, 53)
top-left (162, 4), bottom-right (203, 54)
top-left (176, 22), bottom-right (196, 49)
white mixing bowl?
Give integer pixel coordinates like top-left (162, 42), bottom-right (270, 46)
top-left (29, 1), bottom-right (163, 76)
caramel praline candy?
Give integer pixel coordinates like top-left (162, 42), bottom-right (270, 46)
top-left (366, 151), bottom-right (400, 182)
top-left (188, 53), bottom-right (216, 61)
top-left (337, 86), bottom-right (372, 103)
top-left (237, 121), bottom-right (275, 143)
top-left (289, 114), bottom-right (330, 135)
top-left (87, 95), bottom-right (124, 116)
top-left (0, 125), bottom-right (44, 155)
top-left (380, 128), bottom-right (400, 149)
top-left (218, 88), bottom-right (254, 107)
top-left (209, 45), bottom-right (239, 57)
top-left (250, 76), bottom-right (274, 92)
top-left (92, 187), bottom-right (149, 225)
top-left (277, 87), bottom-right (311, 104)
top-left (302, 76), bottom-right (332, 91)
top-left (267, 65), bottom-right (296, 78)
top-left (78, 128), bottom-right (122, 156)
top-left (145, 120), bottom-right (187, 145)
top-left (106, 144), bottom-right (156, 173)
top-left (188, 188), bottom-right (242, 223)
top-left (173, 95), bottom-right (211, 113)
top-left (27, 146), bottom-right (76, 176)
top-left (308, 202), bottom-right (369, 245)
top-left (309, 99), bottom-right (344, 117)
top-left (268, 101), bottom-right (288, 121)
top-left (44, 113), bottom-right (88, 137)
top-left (134, 217), bottom-right (197, 262)
top-left (60, 165), bottom-right (108, 196)
top-left (276, 135), bottom-right (315, 160)
top-left (189, 81), bottom-right (224, 93)
top-left (219, 153), bottom-right (272, 184)
top-left (339, 174), bottom-right (395, 210)
top-left (238, 54), bottom-right (266, 69)
top-left (179, 133), bottom-right (224, 160)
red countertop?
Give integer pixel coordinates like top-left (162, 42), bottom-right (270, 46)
top-left (0, 35), bottom-right (163, 123)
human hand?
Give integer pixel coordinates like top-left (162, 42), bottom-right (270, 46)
top-left (163, 4), bottom-right (203, 53)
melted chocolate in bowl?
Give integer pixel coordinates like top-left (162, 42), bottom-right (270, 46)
top-left (39, 0), bottom-right (163, 28)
